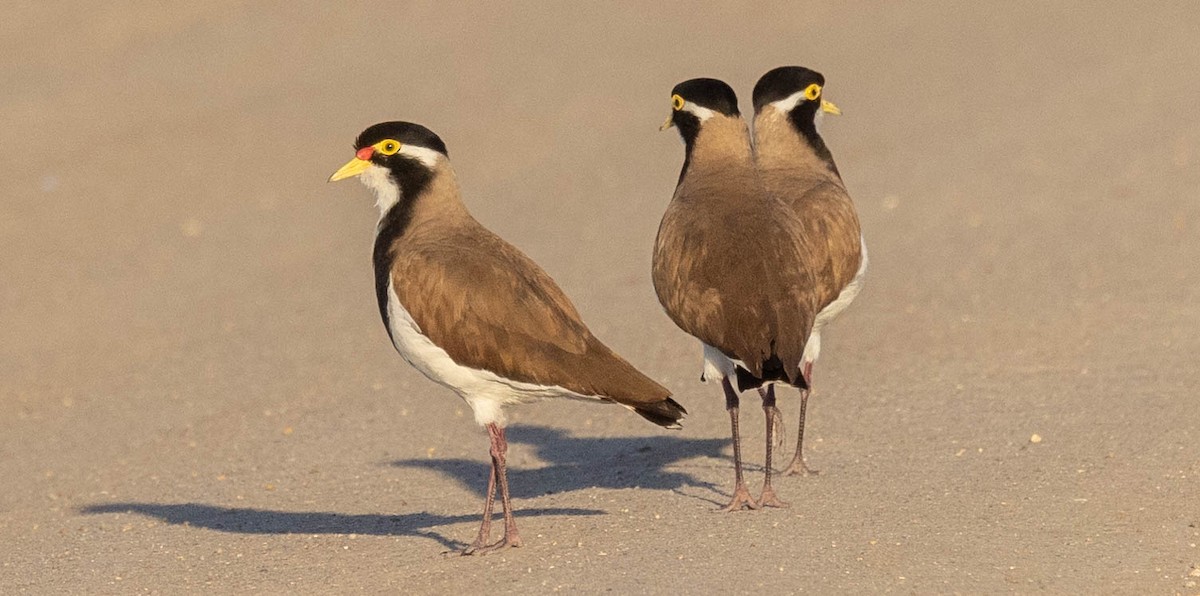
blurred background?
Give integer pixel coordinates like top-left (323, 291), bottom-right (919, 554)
top-left (2, 2), bottom-right (1198, 592)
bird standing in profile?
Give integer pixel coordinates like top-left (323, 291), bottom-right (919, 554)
top-left (652, 79), bottom-right (818, 510)
top-left (752, 66), bottom-right (866, 477)
top-left (330, 121), bottom-right (685, 553)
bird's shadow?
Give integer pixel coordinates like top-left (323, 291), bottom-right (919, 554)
top-left (393, 424), bottom-right (728, 501)
top-left (80, 425), bottom-right (731, 551)
top-left (79, 503), bottom-right (600, 551)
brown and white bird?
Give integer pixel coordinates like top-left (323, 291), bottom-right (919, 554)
top-left (752, 66), bottom-right (866, 476)
top-left (329, 121), bottom-right (685, 553)
top-left (652, 79), bottom-right (818, 510)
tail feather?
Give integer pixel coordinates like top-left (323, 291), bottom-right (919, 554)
top-left (631, 397), bottom-right (687, 429)
top-left (735, 354), bottom-right (809, 392)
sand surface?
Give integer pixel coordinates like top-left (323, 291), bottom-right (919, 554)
top-left (3, 2), bottom-right (1199, 593)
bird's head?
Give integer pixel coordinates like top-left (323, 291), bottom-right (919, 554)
top-left (328, 121), bottom-right (449, 213)
top-left (752, 66), bottom-right (841, 130)
top-left (660, 78), bottom-right (741, 145)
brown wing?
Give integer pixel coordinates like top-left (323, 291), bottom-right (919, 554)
top-left (652, 168), bottom-right (818, 384)
top-left (754, 109), bottom-right (864, 306)
top-left (390, 222), bottom-right (680, 423)
top-left (766, 176), bottom-right (863, 304)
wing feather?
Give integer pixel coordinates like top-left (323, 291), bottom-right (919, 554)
top-left (390, 224), bottom-right (673, 407)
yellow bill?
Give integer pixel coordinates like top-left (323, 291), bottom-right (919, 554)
top-left (821, 100), bottom-right (842, 116)
top-left (328, 157), bottom-right (372, 182)
top-left (659, 114), bottom-right (675, 131)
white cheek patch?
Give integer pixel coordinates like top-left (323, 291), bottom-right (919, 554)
top-left (358, 164), bottom-right (400, 217)
top-left (398, 144), bottom-right (443, 168)
top-left (683, 102), bottom-right (717, 122)
top-left (770, 90), bottom-right (825, 131)
top-left (769, 90), bottom-right (807, 113)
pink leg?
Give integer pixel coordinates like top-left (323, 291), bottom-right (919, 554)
top-left (720, 378), bottom-right (760, 512)
top-left (757, 384), bottom-right (788, 507)
top-left (783, 361), bottom-right (820, 477)
top-left (465, 424), bottom-right (523, 554)
top-left (461, 450), bottom-right (497, 554)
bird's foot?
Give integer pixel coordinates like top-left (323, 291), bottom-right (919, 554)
top-left (461, 532), bottom-right (523, 556)
top-left (719, 483), bottom-right (761, 512)
top-left (462, 520), bottom-right (493, 555)
top-left (782, 455), bottom-right (819, 477)
top-left (758, 486), bottom-right (789, 508)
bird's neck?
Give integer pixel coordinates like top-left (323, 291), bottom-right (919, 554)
top-left (682, 116), bottom-right (755, 178)
top-left (373, 162), bottom-right (470, 239)
top-left (753, 108), bottom-right (841, 182)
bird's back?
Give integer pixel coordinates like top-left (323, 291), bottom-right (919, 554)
top-left (652, 163), bottom-right (817, 384)
top-left (755, 113), bottom-right (863, 307)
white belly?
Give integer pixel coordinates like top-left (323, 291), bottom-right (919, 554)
top-left (385, 278), bottom-right (599, 426)
top-left (804, 236), bottom-right (868, 365)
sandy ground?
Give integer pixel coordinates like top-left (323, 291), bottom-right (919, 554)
top-left (3, 2), bottom-right (1199, 593)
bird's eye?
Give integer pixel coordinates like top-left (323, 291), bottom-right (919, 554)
top-left (378, 140), bottom-right (401, 155)
top-left (671, 94), bottom-right (685, 111)
top-left (804, 84), bottom-right (821, 101)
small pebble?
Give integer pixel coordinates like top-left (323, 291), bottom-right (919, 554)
top-left (1030, 434), bottom-right (1043, 444)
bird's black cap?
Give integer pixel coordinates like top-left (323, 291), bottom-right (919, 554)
top-left (666, 78), bottom-right (741, 153)
top-left (354, 121), bottom-right (448, 157)
top-left (752, 66), bottom-right (825, 114)
top-left (671, 78), bottom-right (740, 117)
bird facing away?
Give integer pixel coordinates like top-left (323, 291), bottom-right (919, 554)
top-left (752, 66), bottom-right (867, 477)
top-left (329, 122), bottom-right (685, 554)
top-left (652, 79), bottom-right (819, 510)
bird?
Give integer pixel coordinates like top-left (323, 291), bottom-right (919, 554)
top-left (652, 79), bottom-right (819, 510)
top-left (329, 121), bottom-right (686, 554)
top-left (751, 66), bottom-right (867, 477)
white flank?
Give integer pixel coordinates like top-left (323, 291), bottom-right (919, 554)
top-left (700, 343), bottom-right (739, 383)
top-left (804, 236), bottom-right (869, 365)
top-left (385, 278), bottom-right (603, 426)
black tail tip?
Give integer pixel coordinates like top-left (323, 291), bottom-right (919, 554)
top-left (735, 359), bottom-right (808, 393)
top-left (634, 398), bottom-right (687, 429)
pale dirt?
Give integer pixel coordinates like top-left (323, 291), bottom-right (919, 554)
top-left (3, 2), bottom-right (1199, 594)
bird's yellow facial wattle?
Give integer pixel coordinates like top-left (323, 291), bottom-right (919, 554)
top-left (328, 139), bottom-right (403, 182)
top-left (660, 94), bottom-right (686, 131)
top-left (376, 139), bottom-right (401, 155)
top-left (802, 83), bottom-right (842, 116)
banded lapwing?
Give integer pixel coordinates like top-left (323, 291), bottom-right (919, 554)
top-left (752, 66), bottom-right (866, 476)
top-left (330, 121), bottom-right (686, 553)
top-left (651, 80), bottom-right (817, 510)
